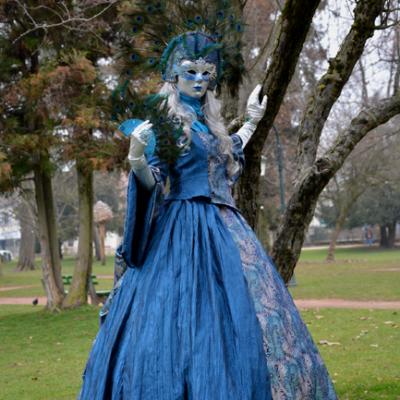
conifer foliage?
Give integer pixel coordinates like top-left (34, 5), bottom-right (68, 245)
top-left (0, 0), bottom-right (119, 309)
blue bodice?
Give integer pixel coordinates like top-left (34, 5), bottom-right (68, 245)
top-left (146, 93), bottom-right (244, 209)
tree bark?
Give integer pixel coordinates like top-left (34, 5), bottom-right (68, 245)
top-left (98, 222), bottom-right (107, 265)
top-left (33, 157), bottom-right (64, 310)
top-left (16, 198), bottom-right (36, 271)
top-left (379, 225), bottom-right (389, 248)
top-left (326, 215), bottom-right (346, 262)
top-left (63, 161), bottom-right (94, 308)
top-left (326, 183), bottom-right (366, 262)
top-left (93, 224), bottom-right (101, 261)
top-left (295, 0), bottom-right (385, 180)
top-left (237, 0), bottom-right (321, 228)
top-left (269, 0), bottom-right (388, 282)
top-left (387, 221), bottom-right (396, 248)
top-left (272, 94), bottom-right (400, 282)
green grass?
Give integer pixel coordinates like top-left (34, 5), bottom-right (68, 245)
top-left (1, 246), bottom-right (399, 302)
top-left (0, 247), bottom-right (399, 399)
top-left (0, 305), bottom-right (399, 399)
top-left (289, 246), bottom-right (400, 301)
top-left (302, 308), bottom-right (400, 400)
top-left (2, 247), bottom-right (399, 301)
top-left (0, 256), bottom-right (115, 298)
top-left (0, 305), bottom-right (99, 400)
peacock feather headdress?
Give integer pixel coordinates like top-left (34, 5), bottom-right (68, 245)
top-left (112, 0), bottom-right (245, 163)
top-left (116, 0), bottom-right (244, 89)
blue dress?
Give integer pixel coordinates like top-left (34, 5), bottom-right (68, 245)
top-left (79, 94), bottom-right (337, 400)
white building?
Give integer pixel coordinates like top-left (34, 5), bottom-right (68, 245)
top-left (0, 207), bottom-right (20, 258)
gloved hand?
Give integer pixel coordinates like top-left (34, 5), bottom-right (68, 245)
top-left (126, 120), bottom-right (156, 190)
top-left (237, 84), bottom-right (268, 148)
top-left (128, 120), bottom-right (153, 160)
top-left (245, 84), bottom-right (267, 125)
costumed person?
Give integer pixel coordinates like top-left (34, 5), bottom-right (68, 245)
top-left (79, 29), bottom-right (337, 400)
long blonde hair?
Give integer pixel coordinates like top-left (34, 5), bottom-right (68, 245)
top-left (158, 83), bottom-right (237, 177)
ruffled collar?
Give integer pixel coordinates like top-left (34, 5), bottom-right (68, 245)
top-left (178, 91), bottom-right (204, 120)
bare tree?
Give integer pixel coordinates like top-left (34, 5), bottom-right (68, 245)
top-left (318, 140), bottom-right (384, 262)
top-left (237, 0), bottom-right (322, 228)
top-left (236, 0), bottom-right (400, 282)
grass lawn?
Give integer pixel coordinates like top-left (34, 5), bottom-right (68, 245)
top-left (289, 246), bottom-right (400, 301)
top-left (1, 246), bottom-right (399, 302)
top-left (0, 305), bottom-right (399, 400)
top-left (0, 305), bottom-right (98, 400)
top-left (0, 256), bottom-right (115, 298)
top-left (301, 308), bottom-right (400, 400)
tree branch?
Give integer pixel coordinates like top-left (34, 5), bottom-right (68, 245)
top-left (237, 0), bottom-right (321, 228)
top-left (12, 0), bottom-right (120, 44)
top-left (272, 93), bottom-right (400, 282)
top-left (295, 0), bottom-right (386, 181)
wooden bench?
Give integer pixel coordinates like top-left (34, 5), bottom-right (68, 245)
top-left (62, 275), bottom-right (111, 298)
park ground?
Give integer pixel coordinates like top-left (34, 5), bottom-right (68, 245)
top-left (0, 246), bottom-right (399, 399)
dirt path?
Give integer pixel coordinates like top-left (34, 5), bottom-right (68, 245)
top-left (0, 285), bottom-right (37, 292)
top-left (295, 299), bottom-right (400, 309)
top-left (0, 296), bottom-right (47, 305)
top-left (1, 296), bottom-right (400, 309)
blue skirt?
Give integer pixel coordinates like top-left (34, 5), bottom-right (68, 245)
top-left (79, 199), bottom-right (336, 400)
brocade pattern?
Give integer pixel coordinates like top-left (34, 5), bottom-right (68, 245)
top-left (218, 206), bottom-right (338, 400)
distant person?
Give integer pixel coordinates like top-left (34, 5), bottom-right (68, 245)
top-left (366, 225), bottom-right (374, 246)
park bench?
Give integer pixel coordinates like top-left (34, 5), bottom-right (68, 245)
top-left (62, 274), bottom-right (111, 298)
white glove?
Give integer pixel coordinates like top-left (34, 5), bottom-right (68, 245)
top-left (237, 84), bottom-right (268, 148)
top-left (128, 120), bottom-right (153, 159)
top-left (246, 84), bottom-right (267, 125)
top-left (127, 120), bottom-right (156, 190)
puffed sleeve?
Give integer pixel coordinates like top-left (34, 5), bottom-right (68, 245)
top-left (229, 133), bottom-right (245, 184)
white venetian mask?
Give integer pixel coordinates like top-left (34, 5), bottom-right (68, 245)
top-left (176, 58), bottom-right (217, 99)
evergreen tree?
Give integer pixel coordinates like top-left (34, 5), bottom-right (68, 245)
top-left (0, 0), bottom-right (119, 309)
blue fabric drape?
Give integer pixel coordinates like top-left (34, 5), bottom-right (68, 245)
top-left (80, 200), bottom-right (272, 400)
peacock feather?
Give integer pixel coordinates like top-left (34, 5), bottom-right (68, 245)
top-left (112, 0), bottom-right (245, 164)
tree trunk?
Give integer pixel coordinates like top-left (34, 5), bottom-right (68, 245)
top-left (93, 224), bottom-right (101, 261)
top-left (33, 159), bottom-right (64, 310)
top-left (237, 0), bottom-right (321, 228)
top-left (88, 279), bottom-right (101, 306)
top-left (16, 198), bottom-right (36, 271)
top-left (379, 225), bottom-right (388, 248)
top-left (63, 162), bottom-right (94, 308)
top-left (98, 222), bottom-right (107, 266)
top-left (387, 221), bottom-right (396, 248)
top-left (269, 0), bottom-right (389, 282)
top-left (326, 191), bottom-right (364, 262)
top-left (295, 0), bottom-right (386, 180)
top-left (272, 94), bottom-right (400, 282)
top-left (326, 217), bottom-right (345, 262)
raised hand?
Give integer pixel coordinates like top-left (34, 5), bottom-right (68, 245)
top-left (132, 120), bottom-right (153, 145)
top-left (245, 84), bottom-right (268, 125)
top-left (128, 120), bottom-right (154, 161)
top-left (236, 84), bottom-right (268, 149)
top-left (127, 119), bottom-right (156, 190)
